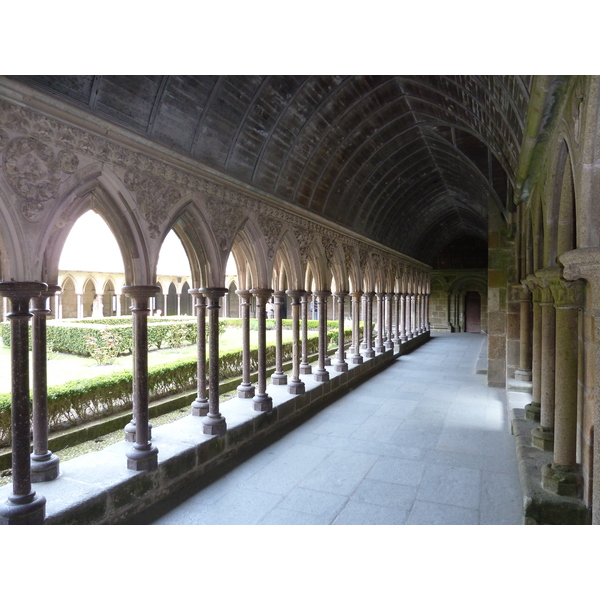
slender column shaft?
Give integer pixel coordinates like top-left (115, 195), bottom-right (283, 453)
top-left (272, 291), bottom-right (287, 385)
top-left (334, 291), bottom-right (348, 372)
top-left (190, 291), bottom-right (209, 414)
top-left (235, 290), bottom-right (255, 398)
top-left (375, 292), bottom-right (385, 353)
top-left (424, 294), bottom-right (430, 331)
top-left (0, 282), bottom-right (48, 525)
top-left (384, 293), bottom-right (394, 349)
top-left (30, 285), bottom-right (61, 482)
top-left (198, 288), bottom-right (228, 432)
top-left (250, 289), bottom-right (273, 411)
top-left (419, 294), bottom-right (425, 332)
top-left (314, 291), bottom-right (331, 381)
top-left (515, 290), bottom-right (533, 381)
top-left (299, 292), bottom-right (312, 374)
top-left (400, 293), bottom-right (408, 341)
top-left (363, 292), bottom-right (375, 358)
top-left (286, 290), bottom-right (305, 393)
top-left (540, 294), bottom-right (556, 431)
top-left (392, 294), bottom-right (400, 344)
top-left (350, 291), bottom-right (364, 364)
top-left (124, 285), bottom-right (160, 470)
top-left (360, 295), bottom-right (367, 350)
top-left (406, 295), bottom-right (414, 339)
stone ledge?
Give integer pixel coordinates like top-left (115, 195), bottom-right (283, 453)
top-left (0, 333), bottom-right (429, 525)
top-left (512, 414), bottom-right (591, 525)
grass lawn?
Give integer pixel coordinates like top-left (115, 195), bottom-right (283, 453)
top-left (0, 327), bottom-right (295, 394)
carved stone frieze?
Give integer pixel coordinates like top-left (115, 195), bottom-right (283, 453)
top-left (2, 135), bottom-right (80, 222)
top-left (260, 215), bottom-right (282, 261)
top-left (293, 226), bottom-right (314, 263)
top-left (204, 193), bottom-right (247, 252)
top-left (124, 170), bottom-right (181, 238)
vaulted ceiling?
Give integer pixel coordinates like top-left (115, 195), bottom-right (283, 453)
top-left (14, 75), bottom-right (533, 264)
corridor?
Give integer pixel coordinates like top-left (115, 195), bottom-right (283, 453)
top-left (146, 333), bottom-right (523, 525)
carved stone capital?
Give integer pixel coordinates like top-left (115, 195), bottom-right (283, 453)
top-left (549, 278), bottom-right (585, 308)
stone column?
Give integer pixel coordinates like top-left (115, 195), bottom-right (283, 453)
top-left (350, 291), bottom-right (364, 364)
top-left (250, 288), bottom-right (273, 411)
top-left (115, 293), bottom-right (121, 317)
top-left (286, 290), bottom-right (305, 394)
top-left (542, 276), bottom-right (585, 497)
top-left (411, 294), bottom-right (418, 337)
top-left (123, 285), bottom-right (160, 470)
top-left (406, 294), bottom-right (414, 339)
top-left (375, 292), bottom-right (385, 353)
top-left (299, 291), bottom-right (312, 375)
top-left (190, 291), bottom-right (209, 415)
top-left (54, 292), bottom-right (62, 320)
top-left (235, 290), bottom-right (255, 399)
top-left (177, 293), bottom-right (181, 316)
top-left (531, 269), bottom-right (560, 451)
top-left (76, 293), bottom-right (83, 319)
top-left (392, 293), bottom-right (400, 345)
top-left (271, 291), bottom-right (287, 386)
top-left (163, 293), bottom-right (168, 316)
top-left (360, 294), bottom-right (367, 351)
top-left (0, 282), bottom-right (47, 525)
top-left (2, 297), bottom-right (7, 322)
top-left (198, 288), bottom-right (228, 433)
top-left (384, 293), bottom-right (394, 349)
top-left (560, 248), bottom-right (600, 522)
top-left (314, 290), bottom-right (331, 382)
top-left (425, 293), bottom-right (430, 331)
top-left (514, 285), bottom-right (533, 382)
top-left (333, 291), bottom-right (348, 372)
top-left (523, 276), bottom-right (542, 421)
top-left (363, 292), bottom-right (375, 358)
top-left (400, 293), bottom-right (408, 342)
top-left (30, 285), bottom-right (61, 482)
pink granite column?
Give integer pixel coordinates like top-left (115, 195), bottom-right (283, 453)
top-left (123, 285), bottom-right (160, 470)
top-left (286, 290), bottom-right (305, 394)
top-left (400, 293), bottom-right (408, 342)
top-left (250, 288), bottom-right (273, 411)
top-left (392, 293), bottom-right (400, 345)
top-left (375, 292), bottom-right (385, 353)
top-left (190, 290), bottom-right (209, 415)
top-left (30, 285), bottom-right (61, 482)
top-left (524, 275), bottom-right (542, 421)
top-left (350, 291), bottom-right (364, 364)
top-left (514, 285), bottom-right (533, 382)
top-left (333, 291), bottom-right (348, 372)
top-left (271, 291), bottom-right (287, 386)
top-left (314, 290), bottom-right (331, 382)
top-left (384, 293), bottom-right (394, 349)
top-left (199, 287), bottom-right (228, 433)
top-left (0, 282), bottom-right (47, 525)
top-left (299, 291), bottom-right (312, 374)
top-left (363, 292), bottom-right (376, 358)
top-left (235, 289), bottom-right (255, 399)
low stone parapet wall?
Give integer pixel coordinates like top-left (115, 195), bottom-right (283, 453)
top-left (0, 332), bottom-right (429, 525)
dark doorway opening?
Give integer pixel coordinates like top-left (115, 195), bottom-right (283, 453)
top-left (465, 291), bottom-right (481, 333)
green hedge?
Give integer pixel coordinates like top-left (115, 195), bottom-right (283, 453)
top-left (0, 334), bottom-right (324, 447)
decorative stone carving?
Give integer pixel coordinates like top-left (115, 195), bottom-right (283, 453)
top-left (293, 226), bottom-right (314, 263)
top-left (2, 136), bottom-right (80, 222)
top-left (124, 170), bottom-right (182, 238)
top-left (549, 277), bottom-right (585, 308)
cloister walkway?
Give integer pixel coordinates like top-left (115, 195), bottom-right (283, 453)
top-left (142, 333), bottom-right (523, 525)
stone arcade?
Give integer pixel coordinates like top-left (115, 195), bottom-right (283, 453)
top-left (0, 76), bottom-right (599, 524)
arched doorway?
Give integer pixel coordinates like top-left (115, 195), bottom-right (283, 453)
top-left (465, 291), bottom-right (481, 333)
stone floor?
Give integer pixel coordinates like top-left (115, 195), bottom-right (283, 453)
top-left (145, 333), bottom-right (524, 525)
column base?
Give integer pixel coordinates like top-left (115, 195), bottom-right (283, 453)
top-left (314, 369), bottom-right (330, 382)
top-left (334, 361), bottom-right (348, 372)
top-left (191, 398), bottom-right (209, 416)
top-left (30, 452), bottom-right (60, 482)
top-left (542, 463), bottom-right (583, 498)
top-left (287, 379), bottom-right (305, 394)
top-left (299, 363), bottom-right (312, 374)
top-left (363, 349), bottom-right (375, 358)
top-left (126, 444), bottom-right (159, 471)
top-left (525, 402), bottom-right (541, 422)
top-left (202, 414), bottom-right (227, 435)
top-left (253, 394), bottom-right (273, 412)
top-left (375, 344), bottom-right (385, 353)
top-left (236, 384), bottom-right (255, 399)
top-left (0, 492), bottom-right (46, 525)
top-left (400, 336), bottom-right (408, 342)
top-left (515, 368), bottom-right (532, 382)
top-left (324, 356), bottom-right (331, 366)
top-left (350, 354), bottom-right (363, 364)
top-left (531, 426), bottom-right (554, 451)
top-left (124, 422), bottom-right (153, 442)
top-left (384, 341), bottom-right (394, 350)
top-left (271, 372), bottom-right (288, 385)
